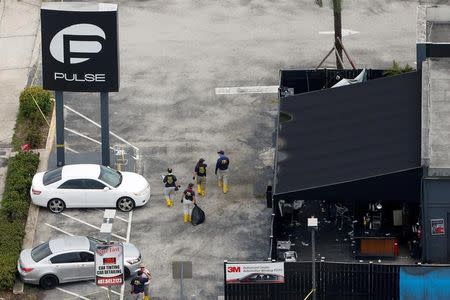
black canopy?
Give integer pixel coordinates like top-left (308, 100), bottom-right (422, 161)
top-left (274, 72), bottom-right (422, 201)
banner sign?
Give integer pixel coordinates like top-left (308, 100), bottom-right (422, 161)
top-left (225, 262), bottom-right (285, 284)
top-left (41, 3), bottom-right (119, 92)
top-left (431, 219), bottom-right (445, 235)
top-left (95, 242), bottom-right (124, 286)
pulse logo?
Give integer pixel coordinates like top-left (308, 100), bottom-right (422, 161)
top-left (50, 23), bottom-right (105, 64)
top-left (50, 23), bottom-right (106, 82)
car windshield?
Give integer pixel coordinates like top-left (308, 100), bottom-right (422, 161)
top-left (43, 168), bottom-right (62, 185)
top-left (98, 166), bottom-right (122, 187)
top-left (87, 236), bottom-right (105, 252)
top-left (31, 242), bottom-right (52, 262)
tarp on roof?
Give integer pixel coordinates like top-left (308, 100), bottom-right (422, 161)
top-left (274, 72), bottom-right (421, 201)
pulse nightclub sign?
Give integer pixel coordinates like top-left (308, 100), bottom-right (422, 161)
top-left (95, 242), bottom-right (124, 286)
top-left (41, 3), bottom-right (119, 92)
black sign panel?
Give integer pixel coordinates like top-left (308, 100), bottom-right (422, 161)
top-left (41, 5), bottom-right (119, 92)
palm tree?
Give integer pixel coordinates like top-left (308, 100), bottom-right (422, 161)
top-left (316, 0), bottom-right (344, 69)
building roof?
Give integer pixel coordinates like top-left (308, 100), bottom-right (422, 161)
top-left (274, 72), bottom-right (421, 200)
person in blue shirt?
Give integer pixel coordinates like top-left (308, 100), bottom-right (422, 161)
top-left (215, 150), bottom-right (230, 194)
top-left (162, 168), bottom-right (178, 207)
top-left (193, 158), bottom-right (207, 196)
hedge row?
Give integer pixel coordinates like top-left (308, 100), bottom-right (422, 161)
top-left (12, 86), bottom-right (52, 151)
top-left (0, 150), bottom-right (40, 290)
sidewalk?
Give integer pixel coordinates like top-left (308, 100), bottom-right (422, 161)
top-left (0, 0), bottom-right (41, 199)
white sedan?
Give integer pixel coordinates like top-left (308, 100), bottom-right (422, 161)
top-left (30, 164), bottom-right (150, 213)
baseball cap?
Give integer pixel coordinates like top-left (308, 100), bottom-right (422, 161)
top-left (217, 150), bottom-right (224, 155)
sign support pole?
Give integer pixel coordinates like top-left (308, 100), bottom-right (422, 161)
top-left (55, 91), bottom-right (65, 167)
top-left (180, 263), bottom-right (184, 300)
top-left (100, 92), bottom-right (110, 166)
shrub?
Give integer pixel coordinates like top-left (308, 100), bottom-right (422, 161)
top-left (26, 125), bottom-right (42, 149)
top-left (19, 86), bottom-right (52, 122)
top-left (384, 60), bottom-right (415, 76)
top-left (0, 151), bottom-right (39, 290)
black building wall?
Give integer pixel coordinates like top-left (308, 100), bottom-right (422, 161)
top-left (422, 178), bottom-right (450, 263)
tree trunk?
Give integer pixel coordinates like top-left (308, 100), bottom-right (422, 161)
top-left (333, 0), bottom-right (343, 69)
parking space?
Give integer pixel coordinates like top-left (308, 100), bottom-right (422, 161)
top-left (33, 208), bottom-right (133, 299)
top-left (28, 0), bottom-right (418, 299)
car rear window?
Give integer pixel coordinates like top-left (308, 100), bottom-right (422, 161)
top-left (43, 168), bottom-right (62, 186)
top-left (31, 242), bottom-right (52, 262)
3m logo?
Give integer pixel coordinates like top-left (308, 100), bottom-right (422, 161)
top-left (227, 266), bottom-right (241, 273)
top-left (50, 23), bottom-right (106, 64)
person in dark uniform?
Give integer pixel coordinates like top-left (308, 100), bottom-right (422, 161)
top-left (193, 158), bottom-right (207, 196)
top-left (181, 183), bottom-right (197, 223)
top-left (215, 150), bottom-right (230, 194)
top-left (162, 168), bottom-right (178, 208)
top-left (130, 270), bottom-right (148, 300)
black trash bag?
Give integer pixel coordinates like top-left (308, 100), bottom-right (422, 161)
top-left (191, 204), bottom-right (205, 226)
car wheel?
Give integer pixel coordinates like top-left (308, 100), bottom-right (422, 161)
top-left (117, 197), bottom-right (135, 212)
top-left (124, 267), bottom-right (131, 279)
top-left (39, 274), bottom-right (59, 289)
top-left (47, 199), bottom-right (65, 213)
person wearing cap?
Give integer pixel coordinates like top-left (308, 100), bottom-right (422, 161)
top-left (181, 183), bottom-right (197, 223)
top-left (162, 168), bottom-right (178, 207)
top-left (139, 263), bottom-right (152, 300)
top-left (193, 158), bottom-right (207, 196)
top-left (215, 150), bottom-right (230, 193)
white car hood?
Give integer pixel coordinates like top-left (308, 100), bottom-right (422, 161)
top-left (117, 172), bottom-right (148, 192)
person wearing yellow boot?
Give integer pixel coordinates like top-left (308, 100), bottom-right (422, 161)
top-left (139, 264), bottom-right (152, 300)
top-left (162, 168), bottom-right (178, 207)
top-left (215, 150), bottom-right (230, 194)
top-left (193, 158), bottom-right (207, 196)
top-left (181, 183), bottom-right (196, 223)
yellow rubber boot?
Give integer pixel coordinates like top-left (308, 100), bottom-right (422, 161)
top-left (197, 184), bottom-right (202, 194)
top-left (165, 199), bottom-right (171, 207)
top-left (170, 199), bottom-right (175, 207)
top-left (188, 215), bottom-right (192, 222)
top-left (144, 296), bottom-right (150, 300)
top-left (201, 186), bottom-right (206, 197)
top-left (223, 184), bottom-right (228, 194)
top-left (184, 213), bottom-right (189, 223)
top-left (218, 179), bottom-right (223, 187)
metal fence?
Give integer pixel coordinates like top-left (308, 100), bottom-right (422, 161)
top-left (225, 261), bottom-right (400, 300)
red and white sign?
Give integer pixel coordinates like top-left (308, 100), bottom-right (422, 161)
top-left (95, 242), bottom-right (124, 286)
top-left (225, 262), bottom-right (285, 284)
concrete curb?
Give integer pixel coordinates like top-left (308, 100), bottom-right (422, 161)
top-left (13, 106), bottom-right (55, 295)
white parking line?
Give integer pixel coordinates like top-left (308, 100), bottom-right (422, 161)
top-left (319, 29), bottom-right (360, 36)
top-left (115, 215), bottom-right (129, 223)
top-left (56, 287), bottom-right (90, 300)
top-left (215, 85), bottom-right (278, 94)
top-left (89, 282), bottom-right (121, 296)
top-left (45, 223), bottom-right (74, 236)
top-left (61, 212), bottom-right (127, 241)
top-left (126, 211), bottom-right (133, 242)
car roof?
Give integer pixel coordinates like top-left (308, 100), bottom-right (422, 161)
top-left (61, 164), bottom-right (101, 180)
top-left (49, 236), bottom-right (90, 253)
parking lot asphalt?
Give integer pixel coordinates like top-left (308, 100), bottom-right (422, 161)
top-left (29, 0), bottom-right (418, 299)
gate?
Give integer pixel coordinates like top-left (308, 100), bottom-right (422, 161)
top-left (224, 261), bottom-right (399, 300)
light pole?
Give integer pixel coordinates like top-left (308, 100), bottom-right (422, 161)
top-left (308, 216), bottom-right (318, 300)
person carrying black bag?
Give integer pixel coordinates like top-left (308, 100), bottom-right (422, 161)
top-left (181, 183), bottom-right (196, 223)
top-left (130, 270), bottom-right (148, 300)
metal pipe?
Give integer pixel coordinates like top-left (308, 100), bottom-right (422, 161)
top-left (316, 47), bottom-right (335, 70)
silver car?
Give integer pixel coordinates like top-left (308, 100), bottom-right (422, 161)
top-left (18, 236), bottom-right (141, 289)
